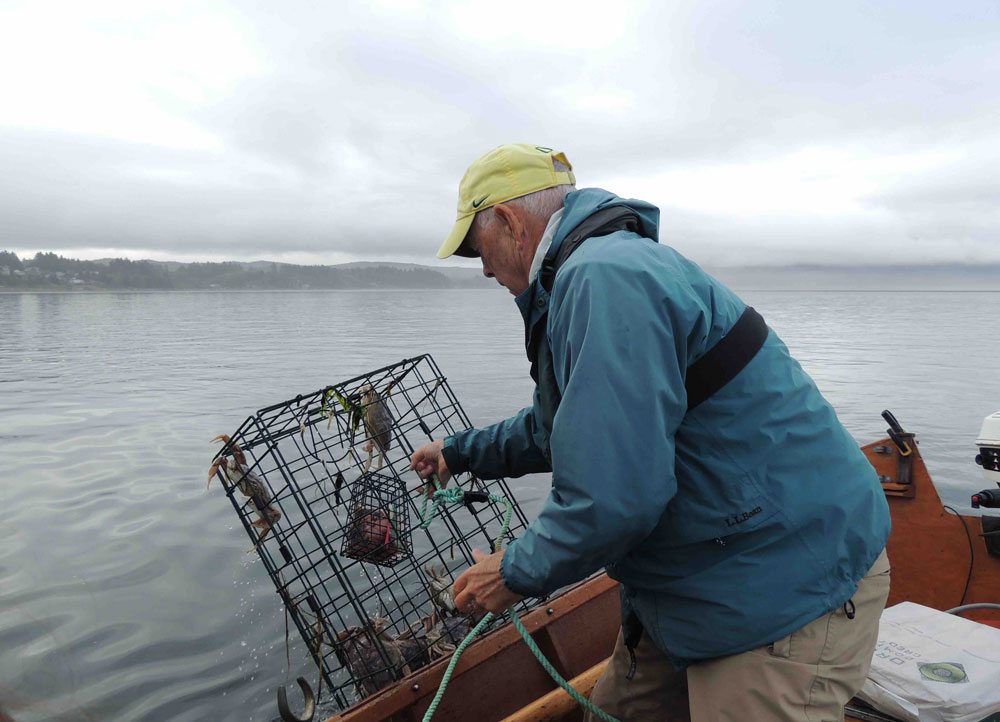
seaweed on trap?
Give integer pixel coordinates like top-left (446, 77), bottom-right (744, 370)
top-left (207, 355), bottom-right (534, 712)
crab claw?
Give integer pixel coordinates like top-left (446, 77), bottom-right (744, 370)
top-left (206, 458), bottom-right (222, 489)
top-left (207, 435), bottom-right (233, 489)
top-left (211, 434), bottom-right (247, 466)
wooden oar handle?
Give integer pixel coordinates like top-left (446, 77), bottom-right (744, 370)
top-left (500, 658), bottom-right (609, 722)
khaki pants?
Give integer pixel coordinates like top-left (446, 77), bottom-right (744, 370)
top-left (587, 550), bottom-right (890, 722)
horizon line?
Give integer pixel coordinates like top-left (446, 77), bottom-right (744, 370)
top-left (3, 250), bottom-right (1000, 272)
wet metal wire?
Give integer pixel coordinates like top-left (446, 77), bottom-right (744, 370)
top-left (209, 355), bottom-right (533, 709)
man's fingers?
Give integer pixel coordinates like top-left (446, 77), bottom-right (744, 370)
top-left (409, 441), bottom-right (441, 472)
top-left (436, 459), bottom-right (451, 484)
top-left (453, 570), bottom-right (482, 613)
top-left (411, 459), bottom-right (437, 481)
top-left (453, 568), bottom-right (470, 597)
top-left (471, 547), bottom-right (488, 563)
top-left (453, 588), bottom-right (474, 611)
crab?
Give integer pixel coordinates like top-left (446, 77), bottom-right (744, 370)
top-left (208, 434), bottom-right (281, 545)
top-left (393, 624), bottom-right (431, 672)
top-left (420, 611), bottom-right (474, 661)
top-left (423, 564), bottom-right (458, 615)
top-left (358, 383), bottom-right (393, 472)
top-left (335, 617), bottom-right (413, 697)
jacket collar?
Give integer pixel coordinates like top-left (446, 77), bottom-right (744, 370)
top-left (515, 272), bottom-right (549, 359)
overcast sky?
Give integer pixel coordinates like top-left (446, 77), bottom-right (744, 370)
top-left (1, 0), bottom-right (998, 267)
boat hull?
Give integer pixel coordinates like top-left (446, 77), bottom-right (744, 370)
top-left (322, 435), bottom-right (1000, 722)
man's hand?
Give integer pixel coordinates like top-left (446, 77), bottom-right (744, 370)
top-left (409, 439), bottom-right (452, 496)
top-left (453, 548), bottom-right (523, 615)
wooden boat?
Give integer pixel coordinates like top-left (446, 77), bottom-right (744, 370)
top-left (314, 421), bottom-right (1000, 722)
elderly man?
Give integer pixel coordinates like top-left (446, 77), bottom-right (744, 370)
top-left (410, 144), bottom-right (891, 721)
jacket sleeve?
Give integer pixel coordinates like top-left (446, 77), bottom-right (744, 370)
top-left (441, 389), bottom-right (552, 480)
top-left (501, 254), bottom-right (689, 597)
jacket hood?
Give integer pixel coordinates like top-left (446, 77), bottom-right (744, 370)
top-left (513, 187), bottom-right (662, 369)
top-left (548, 187), bottom-right (661, 261)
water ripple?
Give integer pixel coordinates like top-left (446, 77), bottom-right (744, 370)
top-left (2, 289), bottom-right (999, 721)
top-left (0, 613), bottom-right (75, 654)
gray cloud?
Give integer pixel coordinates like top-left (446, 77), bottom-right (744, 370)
top-left (2, 0), bottom-right (999, 265)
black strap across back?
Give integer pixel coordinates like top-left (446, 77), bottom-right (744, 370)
top-left (539, 206), bottom-right (769, 411)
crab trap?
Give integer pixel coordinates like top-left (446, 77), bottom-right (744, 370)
top-left (208, 355), bottom-right (534, 711)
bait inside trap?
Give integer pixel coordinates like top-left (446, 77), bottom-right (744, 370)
top-left (341, 472), bottom-right (410, 567)
top-left (208, 355), bottom-right (534, 711)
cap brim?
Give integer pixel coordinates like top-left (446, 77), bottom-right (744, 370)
top-left (437, 213), bottom-right (476, 259)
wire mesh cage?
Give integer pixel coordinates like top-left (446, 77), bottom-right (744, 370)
top-left (341, 471), bottom-right (411, 567)
top-left (207, 354), bottom-right (534, 711)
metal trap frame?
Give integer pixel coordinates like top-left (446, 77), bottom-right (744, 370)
top-left (208, 354), bottom-right (533, 711)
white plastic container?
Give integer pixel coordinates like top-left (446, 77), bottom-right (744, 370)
top-left (975, 411), bottom-right (1000, 483)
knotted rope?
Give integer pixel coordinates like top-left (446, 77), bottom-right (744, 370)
top-left (416, 477), bottom-right (618, 722)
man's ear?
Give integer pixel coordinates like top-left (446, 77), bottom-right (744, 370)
top-left (492, 203), bottom-right (528, 249)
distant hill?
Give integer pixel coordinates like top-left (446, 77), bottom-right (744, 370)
top-left (0, 252), bottom-right (492, 290)
top-left (334, 261), bottom-right (489, 285)
top-left (2, 250), bottom-right (998, 291)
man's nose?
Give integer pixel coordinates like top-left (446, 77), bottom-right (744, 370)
top-left (481, 263), bottom-right (493, 279)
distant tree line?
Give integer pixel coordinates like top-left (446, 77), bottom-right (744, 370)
top-left (0, 251), bottom-right (480, 290)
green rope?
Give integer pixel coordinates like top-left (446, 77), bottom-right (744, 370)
top-left (415, 474), bottom-right (444, 521)
top-left (508, 609), bottom-right (618, 722)
top-left (418, 479), bottom-right (512, 555)
top-left (421, 610), bottom-right (495, 720)
top-left (417, 477), bottom-right (618, 722)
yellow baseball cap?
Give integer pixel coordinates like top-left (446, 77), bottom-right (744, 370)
top-left (437, 144), bottom-right (576, 259)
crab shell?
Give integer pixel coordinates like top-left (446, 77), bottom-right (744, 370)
top-left (335, 623), bottom-right (411, 697)
top-left (424, 614), bottom-right (474, 660)
top-left (359, 384), bottom-right (393, 454)
top-left (423, 564), bottom-right (457, 614)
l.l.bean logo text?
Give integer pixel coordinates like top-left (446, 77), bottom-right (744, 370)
top-left (724, 506), bottom-right (763, 528)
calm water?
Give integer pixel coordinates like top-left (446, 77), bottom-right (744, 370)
top-left (2, 289), bottom-right (998, 722)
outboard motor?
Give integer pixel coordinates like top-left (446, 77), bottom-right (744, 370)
top-left (973, 411), bottom-right (1000, 557)
top-left (972, 411), bottom-right (1000, 509)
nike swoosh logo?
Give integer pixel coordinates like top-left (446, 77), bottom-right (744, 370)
top-left (471, 195), bottom-right (488, 209)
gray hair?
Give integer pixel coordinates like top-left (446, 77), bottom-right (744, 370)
top-left (468, 160), bottom-right (575, 244)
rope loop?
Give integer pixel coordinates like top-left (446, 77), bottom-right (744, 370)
top-left (417, 478), bottom-right (617, 722)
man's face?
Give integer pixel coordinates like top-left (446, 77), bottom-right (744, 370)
top-left (466, 204), bottom-right (541, 297)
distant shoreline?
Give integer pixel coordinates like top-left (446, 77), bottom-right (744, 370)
top-left (4, 251), bottom-right (1000, 293)
top-left (4, 287), bottom-right (1000, 295)
top-left (0, 286), bottom-right (490, 296)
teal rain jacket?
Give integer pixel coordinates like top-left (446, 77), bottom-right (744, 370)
top-left (441, 188), bottom-right (891, 665)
